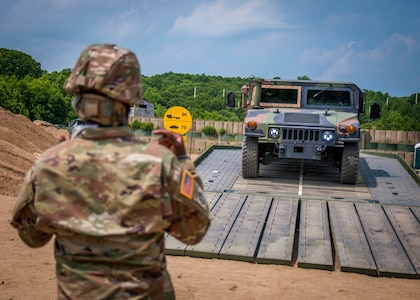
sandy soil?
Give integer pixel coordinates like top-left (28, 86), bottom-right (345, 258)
top-left (0, 107), bottom-right (419, 299)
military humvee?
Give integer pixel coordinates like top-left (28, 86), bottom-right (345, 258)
top-left (228, 78), bottom-right (379, 184)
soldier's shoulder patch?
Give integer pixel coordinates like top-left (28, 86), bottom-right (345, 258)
top-left (180, 170), bottom-right (194, 200)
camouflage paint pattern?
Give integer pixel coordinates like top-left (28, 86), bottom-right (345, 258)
top-left (244, 108), bottom-right (360, 141)
top-left (11, 127), bottom-right (210, 299)
top-left (242, 79), bottom-right (363, 144)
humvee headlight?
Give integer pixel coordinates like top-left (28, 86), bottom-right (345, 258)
top-left (247, 120), bottom-right (258, 130)
top-left (321, 131), bottom-right (334, 143)
top-left (347, 125), bottom-right (357, 135)
top-left (268, 127), bottom-right (280, 139)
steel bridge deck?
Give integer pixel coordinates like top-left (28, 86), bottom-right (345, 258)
top-left (166, 149), bottom-right (420, 278)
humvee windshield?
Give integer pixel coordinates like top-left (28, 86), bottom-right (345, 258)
top-left (261, 88), bottom-right (298, 104)
top-left (258, 86), bottom-right (301, 108)
top-left (306, 90), bottom-right (351, 107)
top-left (252, 84), bottom-right (352, 109)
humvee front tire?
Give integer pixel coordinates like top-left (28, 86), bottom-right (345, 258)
top-left (242, 136), bottom-right (259, 178)
top-left (340, 142), bottom-right (359, 184)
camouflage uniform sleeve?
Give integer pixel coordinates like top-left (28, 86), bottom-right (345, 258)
top-left (10, 167), bottom-right (52, 248)
top-left (165, 156), bottom-right (211, 245)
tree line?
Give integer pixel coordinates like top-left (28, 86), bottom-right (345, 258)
top-left (0, 48), bottom-right (419, 131)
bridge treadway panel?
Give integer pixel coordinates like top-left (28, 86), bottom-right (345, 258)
top-left (256, 198), bottom-right (299, 265)
top-left (298, 200), bottom-right (333, 270)
top-left (328, 202), bottom-right (377, 275)
top-left (355, 203), bottom-right (417, 278)
top-left (164, 192), bottom-right (223, 255)
top-left (411, 206), bottom-right (420, 222)
top-left (382, 206), bottom-right (420, 275)
top-left (218, 194), bottom-right (272, 262)
top-left (185, 193), bottom-right (246, 258)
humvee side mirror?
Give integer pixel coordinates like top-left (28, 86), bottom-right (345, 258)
top-left (370, 102), bottom-right (381, 119)
top-left (227, 92), bottom-right (235, 107)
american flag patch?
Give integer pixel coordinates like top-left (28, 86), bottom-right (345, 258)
top-left (180, 170), bottom-right (194, 200)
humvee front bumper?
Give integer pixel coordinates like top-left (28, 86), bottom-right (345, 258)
top-left (275, 142), bottom-right (330, 160)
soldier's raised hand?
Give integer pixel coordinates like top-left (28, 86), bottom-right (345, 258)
top-left (153, 129), bottom-right (187, 157)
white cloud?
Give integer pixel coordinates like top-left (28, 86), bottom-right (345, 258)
top-left (298, 43), bottom-right (359, 81)
top-left (320, 52), bottom-right (357, 80)
top-left (346, 41), bottom-right (356, 49)
top-left (324, 12), bottom-right (364, 27)
top-left (170, 0), bottom-right (288, 37)
top-left (386, 33), bottom-right (418, 54)
top-left (49, 0), bottom-right (86, 9)
top-left (0, 0), bottom-right (418, 95)
top-left (299, 47), bottom-right (338, 65)
top-left (232, 31), bottom-right (286, 55)
top-left (365, 48), bottom-right (386, 63)
top-left (362, 33), bottom-right (419, 64)
top-left (141, 43), bottom-right (189, 74)
top-left (93, 9), bottom-right (146, 40)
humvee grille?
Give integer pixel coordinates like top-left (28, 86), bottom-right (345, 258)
top-left (282, 128), bottom-right (320, 142)
top-left (284, 113), bottom-right (320, 124)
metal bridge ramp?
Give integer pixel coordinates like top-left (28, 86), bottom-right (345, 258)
top-left (255, 198), bottom-right (298, 265)
top-left (164, 148), bottom-right (420, 279)
top-left (165, 193), bottom-right (293, 264)
top-left (355, 203), bottom-right (418, 278)
top-left (165, 193), bottom-right (420, 278)
top-left (328, 201), bottom-right (377, 276)
top-left (298, 200), bottom-right (333, 270)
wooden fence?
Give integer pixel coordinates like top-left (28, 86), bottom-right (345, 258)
top-left (129, 117), bottom-right (244, 136)
top-left (131, 117), bottom-right (420, 165)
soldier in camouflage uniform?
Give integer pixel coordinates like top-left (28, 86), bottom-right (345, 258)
top-left (10, 43), bottom-right (211, 299)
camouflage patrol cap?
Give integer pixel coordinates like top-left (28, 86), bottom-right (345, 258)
top-left (64, 43), bottom-right (142, 105)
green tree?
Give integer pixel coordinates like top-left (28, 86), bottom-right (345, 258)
top-left (297, 75), bottom-right (311, 80)
top-left (361, 90), bottom-right (420, 131)
top-left (1, 48), bottom-right (419, 130)
top-left (0, 48), bottom-right (44, 78)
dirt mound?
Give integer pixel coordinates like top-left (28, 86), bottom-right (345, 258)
top-left (33, 120), bottom-right (70, 141)
top-left (0, 107), bottom-right (69, 196)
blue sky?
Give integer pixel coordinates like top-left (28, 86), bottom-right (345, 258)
top-left (1, 0), bottom-right (419, 96)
